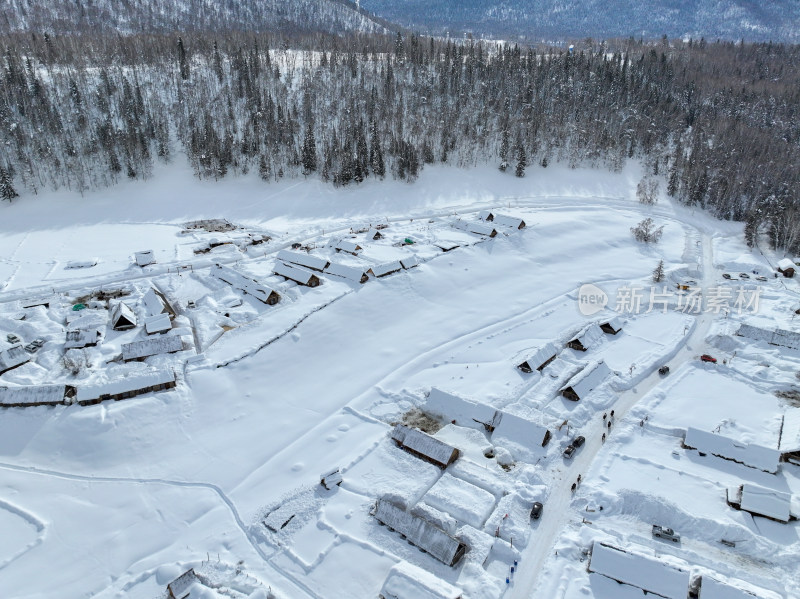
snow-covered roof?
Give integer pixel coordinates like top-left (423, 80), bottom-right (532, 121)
top-left (737, 324), bottom-right (800, 350)
top-left (777, 258), bottom-right (795, 271)
top-left (561, 360), bottom-right (611, 400)
top-left (276, 249), bottom-right (329, 272)
top-left (518, 342), bottom-right (558, 372)
top-left (142, 288), bottom-right (166, 317)
top-left (588, 541), bottom-right (691, 599)
top-left (144, 313), bottom-right (172, 335)
top-left (601, 315), bottom-right (623, 333)
top-left (121, 336), bottom-right (183, 361)
top-left (65, 328), bottom-right (101, 349)
top-left (380, 561), bottom-right (463, 599)
top-left (434, 241), bottom-right (460, 251)
top-left (273, 261), bottom-right (319, 286)
top-left (699, 576), bottom-right (783, 599)
top-left (488, 212), bottom-right (526, 229)
top-left (400, 255), bottom-right (419, 269)
top-left (324, 262), bottom-right (369, 283)
top-left (491, 411), bottom-right (550, 449)
top-left (568, 322), bottom-right (605, 350)
top-left (370, 261), bottom-right (403, 277)
top-left (0, 385), bottom-right (66, 406)
top-left (66, 308), bottom-right (106, 325)
top-left (333, 239), bottom-right (362, 254)
top-left (374, 499), bottom-right (466, 566)
top-left (739, 483), bottom-right (791, 522)
top-left (0, 344), bottom-right (29, 373)
top-left (392, 425), bottom-right (459, 467)
top-left (211, 264), bottom-right (280, 305)
top-left (167, 569), bottom-right (199, 599)
top-left (780, 410), bottom-right (800, 453)
top-left (110, 302), bottom-right (137, 329)
top-left (453, 219), bottom-right (497, 237)
top-left (425, 387), bottom-right (500, 431)
top-left (684, 427), bottom-right (780, 473)
top-left (76, 368), bottom-right (175, 403)
top-left (134, 250), bottom-right (154, 266)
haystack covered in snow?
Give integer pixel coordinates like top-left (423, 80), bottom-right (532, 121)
top-left (211, 264), bottom-right (280, 305)
top-left (324, 262), bottom-right (369, 284)
top-left (566, 323), bottom-right (604, 351)
top-left (110, 302), bottom-right (137, 331)
top-left (276, 249), bottom-right (329, 272)
top-left (588, 541), bottom-right (691, 599)
top-left (0, 385), bottom-right (68, 407)
top-left (517, 342), bottom-right (558, 373)
top-left (134, 250), bottom-right (155, 267)
top-left (560, 360), bottom-right (611, 401)
top-left (777, 258), bottom-right (795, 277)
top-left (392, 424), bottom-right (460, 468)
top-left (76, 368), bottom-right (176, 405)
top-left (373, 499), bottom-right (467, 566)
top-left (121, 336), bottom-right (183, 361)
top-left (380, 561), bottom-right (463, 599)
top-left (683, 427), bottom-right (780, 473)
top-left (273, 261), bottom-right (321, 287)
top-left (0, 343), bottom-right (29, 374)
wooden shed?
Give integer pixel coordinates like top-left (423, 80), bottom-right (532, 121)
top-left (167, 568), bottom-right (200, 599)
top-left (373, 499), bottom-right (468, 567)
top-left (369, 261), bottom-right (403, 278)
top-left (480, 211), bottom-right (526, 229)
top-left (134, 250), bottom-right (155, 267)
top-left (324, 262), bottom-right (369, 284)
top-left (566, 323), bottom-right (604, 351)
top-left (276, 249), bottom-right (330, 272)
top-left (333, 239), bottom-right (363, 255)
top-left (211, 264), bottom-right (281, 305)
top-left (76, 368), bottom-right (176, 405)
top-left (273, 261), bottom-right (321, 287)
top-left (778, 258), bottom-right (795, 278)
top-left (0, 385), bottom-right (71, 408)
top-left (560, 360), bottom-right (611, 401)
top-left (391, 424), bottom-right (460, 468)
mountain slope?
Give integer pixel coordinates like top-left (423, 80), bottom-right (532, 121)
top-left (359, 0), bottom-right (800, 42)
top-left (1, 0), bottom-right (389, 35)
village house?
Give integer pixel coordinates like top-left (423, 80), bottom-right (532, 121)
top-left (779, 410), bottom-right (800, 465)
top-left (276, 249), bottom-right (330, 272)
top-left (566, 322), bottom-right (604, 351)
top-left (599, 316), bottom-right (623, 335)
top-left (479, 210), bottom-right (526, 229)
top-left (560, 360), bottom-right (611, 401)
top-left (110, 302), bottom-right (137, 331)
top-left (373, 499), bottom-right (468, 567)
top-left (211, 263), bottom-right (280, 305)
top-left (683, 427), bottom-right (780, 474)
top-left (64, 328), bottom-right (102, 349)
top-left (121, 336), bottom-right (183, 361)
top-left (273, 261), bottom-right (321, 287)
top-left (331, 238), bottom-right (363, 255)
top-left (0, 343), bottom-right (30, 375)
top-left (369, 261), bottom-right (403, 278)
top-left (324, 262), bottom-right (369, 284)
top-left (76, 368), bottom-right (176, 405)
top-left (380, 561), bottom-right (463, 599)
top-left (391, 424), bottom-right (460, 468)
top-left (0, 385), bottom-right (71, 408)
top-left (726, 483), bottom-right (793, 523)
top-left (517, 342), bottom-right (558, 373)
top-left (453, 219), bottom-right (498, 237)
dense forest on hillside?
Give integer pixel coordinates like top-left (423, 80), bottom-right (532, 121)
top-left (1, 32), bottom-right (799, 250)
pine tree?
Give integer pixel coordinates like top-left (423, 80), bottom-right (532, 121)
top-left (515, 134), bottom-right (527, 178)
top-left (0, 167), bottom-right (19, 201)
top-left (652, 259), bottom-right (665, 283)
top-left (499, 126), bottom-right (509, 171)
top-left (301, 126), bottom-right (317, 175)
top-left (213, 41), bottom-right (224, 83)
top-left (177, 37), bottom-right (190, 81)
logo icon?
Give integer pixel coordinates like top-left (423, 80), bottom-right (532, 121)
top-left (578, 283), bottom-right (608, 316)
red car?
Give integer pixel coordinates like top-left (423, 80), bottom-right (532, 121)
top-left (700, 354), bottom-right (717, 363)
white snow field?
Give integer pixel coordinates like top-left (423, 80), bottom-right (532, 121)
top-left (0, 162), bottom-right (798, 599)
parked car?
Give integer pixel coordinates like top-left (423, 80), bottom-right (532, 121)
top-left (531, 502), bottom-right (543, 520)
top-left (572, 435), bottom-right (586, 448)
top-left (30, 338), bottom-right (45, 348)
top-left (6, 333), bottom-right (21, 344)
top-left (739, 272), bottom-right (750, 279)
top-left (563, 445), bottom-right (576, 459)
top-left (756, 275), bottom-right (767, 282)
top-left (658, 365), bottom-right (670, 375)
top-left (700, 354), bottom-right (717, 363)
top-left (652, 524), bottom-right (680, 543)
top-left (722, 273), bottom-right (732, 280)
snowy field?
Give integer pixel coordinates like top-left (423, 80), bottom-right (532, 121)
top-left (0, 162), bottom-right (798, 599)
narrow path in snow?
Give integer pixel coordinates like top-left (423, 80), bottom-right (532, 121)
top-left (510, 229), bottom-right (721, 599)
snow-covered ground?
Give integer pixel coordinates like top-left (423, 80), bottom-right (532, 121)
top-left (0, 162), bottom-right (798, 599)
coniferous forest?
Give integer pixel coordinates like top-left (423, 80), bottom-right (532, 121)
top-left (1, 32), bottom-right (799, 251)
